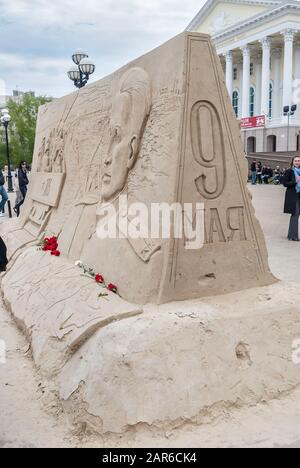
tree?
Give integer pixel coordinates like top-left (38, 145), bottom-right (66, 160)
top-left (6, 94), bottom-right (52, 167)
top-left (0, 141), bottom-right (7, 169)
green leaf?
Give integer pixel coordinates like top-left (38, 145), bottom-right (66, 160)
top-left (6, 94), bottom-right (53, 167)
top-left (98, 293), bottom-right (109, 299)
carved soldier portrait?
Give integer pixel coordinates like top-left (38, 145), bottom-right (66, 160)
top-left (42, 137), bottom-right (52, 173)
top-left (52, 129), bottom-right (65, 173)
top-left (101, 67), bottom-right (152, 203)
top-left (37, 137), bottom-right (46, 172)
top-left (94, 67), bottom-right (161, 263)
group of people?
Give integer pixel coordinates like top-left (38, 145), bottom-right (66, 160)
top-left (0, 161), bottom-right (29, 218)
top-left (250, 161), bottom-right (286, 185)
top-left (250, 156), bottom-right (300, 241)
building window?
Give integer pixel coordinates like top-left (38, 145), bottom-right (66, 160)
top-left (232, 90), bottom-right (239, 117)
top-left (250, 63), bottom-right (254, 76)
top-left (249, 86), bottom-right (255, 117)
top-left (269, 82), bottom-right (273, 118)
top-left (233, 66), bottom-right (238, 81)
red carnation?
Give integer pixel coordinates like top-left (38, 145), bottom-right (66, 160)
top-left (95, 274), bottom-right (104, 284)
top-left (108, 283), bottom-right (118, 293)
top-left (51, 250), bottom-right (61, 257)
top-left (41, 236), bottom-right (61, 257)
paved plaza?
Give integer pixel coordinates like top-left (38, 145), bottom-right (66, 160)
top-left (250, 184), bottom-right (300, 282)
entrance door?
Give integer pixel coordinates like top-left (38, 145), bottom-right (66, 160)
top-left (247, 137), bottom-right (256, 153)
top-left (267, 135), bottom-right (277, 152)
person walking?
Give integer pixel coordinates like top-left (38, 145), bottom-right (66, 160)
top-left (257, 161), bottom-right (262, 184)
top-left (14, 161), bottom-right (29, 217)
top-left (13, 172), bottom-right (23, 215)
top-left (283, 156), bottom-right (300, 241)
top-left (250, 160), bottom-right (257, 185)
top-left (0, 169), bottom-right (8, 218)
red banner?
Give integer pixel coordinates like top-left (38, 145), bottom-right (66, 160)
top-left (241, 115), bottom-right (265, 129)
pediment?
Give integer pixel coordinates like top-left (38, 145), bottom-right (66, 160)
top-left (188, 0), bottom-right (283, 34)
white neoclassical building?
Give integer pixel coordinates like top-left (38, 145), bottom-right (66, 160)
top-left (187, 0), bottom-right (300, 154)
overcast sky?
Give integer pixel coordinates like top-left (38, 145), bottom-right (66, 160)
top-left (0, 0), bottom-right (205, 98)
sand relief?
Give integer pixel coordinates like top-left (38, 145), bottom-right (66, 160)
top-left (190, 101), bottom-right (247, 245)
top-left (94, 67), bottom-right (161, 263)
top-left (191, 100), bottom-right (226, 200)
top-left (23, 128), bottom-right (66, 238)
top-left (56, 67), bottom-right (162, 264)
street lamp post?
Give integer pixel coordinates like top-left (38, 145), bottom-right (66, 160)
top-left (283, 105), bottom-right (297, 152)
top-left (67, 49), bottom-right (95, 89)
top-left (0, 108), bottom-right (13, 218)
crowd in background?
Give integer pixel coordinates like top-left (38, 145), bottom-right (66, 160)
top-left (0, 162), bottom-right (30, 218)
top-left (249, 156), bottom-right (300, 242)
top-left (249, 160), bottom-right (287, 186)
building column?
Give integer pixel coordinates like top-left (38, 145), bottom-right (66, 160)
top-left (273, 48), bottom-right (282, 120)
top-left (225, 51), bottom-right (233, 97)
top-left (255, 54), bottom-right (262, 116)
top-left (241, 45), bottom-right (250, 118)
top-left (282, 29), bottom-right (296, 111)
top-left (294, 42), bottom-right (300, 82)
top-left (293, 42), bottom-right (300, 121)
top-left (237, 60), bottom-right (243, 118)
top-left (260, 37), bottom-right (271, 118)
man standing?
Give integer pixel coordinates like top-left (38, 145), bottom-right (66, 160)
top-left (0, 169), bottom-right (8, 218)
top-left (250, 160), bottom-right (257, 185)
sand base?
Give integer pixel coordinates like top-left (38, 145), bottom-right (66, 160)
top-left (2, 246), bottom-right (300, 435)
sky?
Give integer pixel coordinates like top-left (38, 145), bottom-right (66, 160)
top-left (0, 0), bottom-right (205, 98)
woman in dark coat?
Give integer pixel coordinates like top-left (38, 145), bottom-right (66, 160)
top-left (283, 156), bottom-right (300, 241)
top-left (14, 161), bottom-right (29, 216)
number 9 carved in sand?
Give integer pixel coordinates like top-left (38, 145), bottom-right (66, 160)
top-left (190, 101), bottom-right (226, 200)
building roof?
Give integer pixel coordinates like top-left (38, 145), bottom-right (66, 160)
top-left (187, 0), bottom-right (284, 31)
top-left (187, 0), bottom-right (300, 45)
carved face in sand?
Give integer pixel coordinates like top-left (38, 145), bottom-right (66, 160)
top-left (101, 68), bottom-right (151, 203)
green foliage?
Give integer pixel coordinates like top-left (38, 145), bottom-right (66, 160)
top-left (7, 94), bottom-right (52, 167)
top-left (0, 141), bottom-right (6, 169)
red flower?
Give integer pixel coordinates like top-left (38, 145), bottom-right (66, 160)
top-left (51, 250), bottom-right (61, 257)
top-left (41, 236), bottom-right (61, 257)
top-left (108, 283), bottom-right (118, 293)
top-left (95, 274), bottom-right (104, 284)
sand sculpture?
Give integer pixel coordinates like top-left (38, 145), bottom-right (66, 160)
top-left (2, 32), bottom-right (296, 436)
top-left (1, 32), bottom-right (274, 304)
